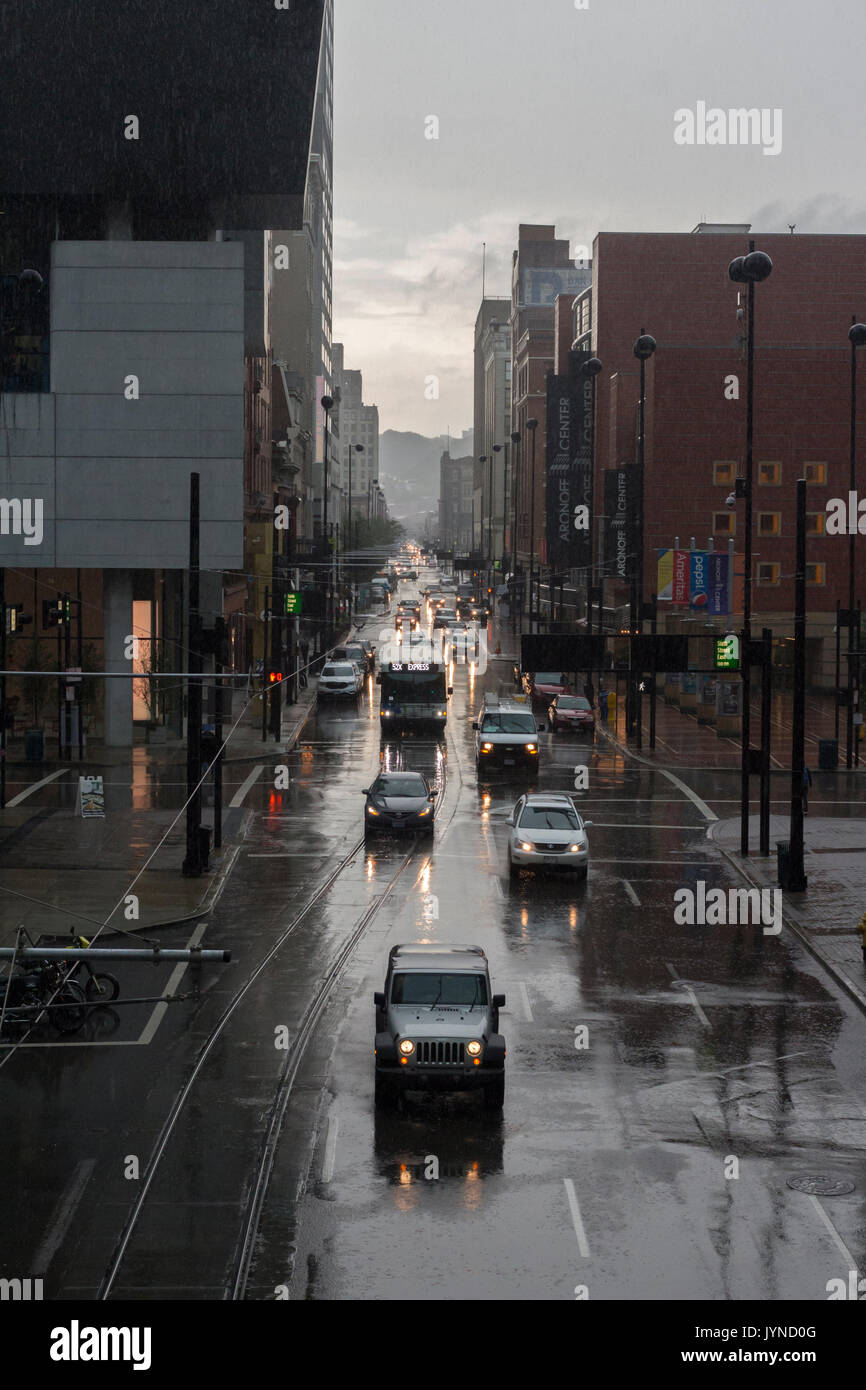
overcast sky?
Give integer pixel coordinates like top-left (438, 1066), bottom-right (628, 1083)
top-left (333, 0), bottom-right (864, 436)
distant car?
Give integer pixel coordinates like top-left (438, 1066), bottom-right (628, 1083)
top-left (331, 643), bottom-right (374, 676)
top-left (505, 793), bottom-right (592, 879)
top-left (523, 671), bottom-right (573, 708)
top-left (319, 661), bottom-right (363, 699)
top-left (433, 608), bottom-right (457, 631)
top-left (362, 770), bottom-right (437, 837)
top-left (548, 694), bottom-right (595, 735)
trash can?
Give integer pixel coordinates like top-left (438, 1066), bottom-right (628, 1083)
top-left (818, 738), bottom-right (838, 771)
top-left (198, 825), bottom-right (212, 870)
top-left (776, 840), bottom-right (791, 888)
top-left (24, 728), bottom-right (44, 763)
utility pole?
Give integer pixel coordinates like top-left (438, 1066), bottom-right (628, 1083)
top-left (759, 627), bottom-right (772, 856)
top-left (182, 472), bottom-right (203, 877)
top-left (0, 567), bottom-right (6, 809)
top-left (787, 478), bottom-right (807, 890)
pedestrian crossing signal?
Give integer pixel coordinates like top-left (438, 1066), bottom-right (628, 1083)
top-left (268, 671), bottom-right (283, 684)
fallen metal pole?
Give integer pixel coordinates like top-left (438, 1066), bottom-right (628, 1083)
top-left (0, 947), bottom-right (231, 962)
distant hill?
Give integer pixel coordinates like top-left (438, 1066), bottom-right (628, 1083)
top-left (378, 428), bottom-right (473, 532)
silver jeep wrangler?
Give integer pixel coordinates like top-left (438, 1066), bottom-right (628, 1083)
top-left (373, 944), bottom-right (506, 1109)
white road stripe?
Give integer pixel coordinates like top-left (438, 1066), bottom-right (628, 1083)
top-left (230, 763), bottom-right (265, 807)
top-left (31, 1158), bottom-right (96, 1275)
top-left (667, 962), bottom-right (711, 1029)
top-left (657, 769), bottom-right (718, 822)
top-left (6, 768), bottom-right (67, 806)
top-left (622, 880), bottom-right (641, 907)
top-left (517, 982), bottom-right (533, 1022)
top-left (563, 1179), bottom-right (591, 1257)
top-left (246, 852), bottom-right (328, 858)
top-left (321, 1115), bottom-right (339, 1183)
top-left (808, 1196), bottom-right (861, 1275)
top-left (137, 920), bottom-right (208, 1046)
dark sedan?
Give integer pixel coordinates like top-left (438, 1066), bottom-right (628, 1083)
top-left (362, 771), bottom-right (437, 837)
top-left (331, 643), bottom-right (374, 676)
top-left (548, 694), bottom-right (595, 735)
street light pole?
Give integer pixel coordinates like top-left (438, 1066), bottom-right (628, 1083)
top-left (631, 335), bottom-right (655, 739)
top-left (320, 394), bottom-right (334, 641)
top-left (846, 321), bottom-right (866, 768)
top-left (728, 246), bottom-right (773, 856)
top-left (526, 419), bottom-right (538, 633)
top-left (788, 478), bottom-right (808, 891)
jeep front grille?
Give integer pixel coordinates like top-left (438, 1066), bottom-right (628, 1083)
top-left (417, 1039), bottom-right (463, 1066)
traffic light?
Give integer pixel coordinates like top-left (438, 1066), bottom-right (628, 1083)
top-left (5, 604), bottom-right (31, 634)
top-left (42, 598), bottom-right (70, 628)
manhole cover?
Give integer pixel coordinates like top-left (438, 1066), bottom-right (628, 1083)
top-left (787, 1175), bottom-right (855, 1196)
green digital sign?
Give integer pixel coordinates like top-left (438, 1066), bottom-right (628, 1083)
top-left (714, 634), bottom-right (739, 670)
top-left (284, 592), bottom-right (302, 615)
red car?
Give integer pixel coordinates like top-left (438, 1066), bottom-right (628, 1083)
top-left (548, 694), bottom-right (595, 735)
top-left (523, 671), bottom-right (572, 709)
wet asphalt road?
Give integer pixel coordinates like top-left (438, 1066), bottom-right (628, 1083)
top-left (2, 590), bottom-right (866, 1301)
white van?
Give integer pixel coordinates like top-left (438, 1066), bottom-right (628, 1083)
top-left (472, 693), bottom-right (544, 771)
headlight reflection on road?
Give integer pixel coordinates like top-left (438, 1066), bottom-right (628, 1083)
top-left (569, 906), bottom-right (579, 931)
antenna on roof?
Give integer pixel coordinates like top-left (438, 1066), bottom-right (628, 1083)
top-left (482, 241), bottom-right (486, 299)
top-left (788, 223), bottom-right (796, 233)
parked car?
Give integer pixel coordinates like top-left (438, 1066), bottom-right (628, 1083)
top-left (548, 694), bottom-right (595, 735)
top-left (505, 793), bottom-right (592, 879)
top-left (523, 671), bottom-right (573, 709)
top-left (362, 770), bottom-right (437, 836)
top-left (318, 661), bottom-right (363, 700)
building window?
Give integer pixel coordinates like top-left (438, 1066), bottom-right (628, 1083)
top-left (713, 512), bottom-right (735, 535)
top-left (757, 562), bottom-right (780, 585)
top-left (758, 462), bottom-right (781, 485)
top-left (713, 461), bottom-right (736, 486)
top-left (804, 462), bottom-right (826, 484)
top-left (806, 512), bottom-right (825, 536)
top-left (757, 512), bottom-right (781, 536)
top-left (806, 563), bottom-right (826, 585)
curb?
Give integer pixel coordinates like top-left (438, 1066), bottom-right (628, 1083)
top-left (604, 721), bottom-right (866, 1018)
top-left (708, 824), bottom-right (866, 1019)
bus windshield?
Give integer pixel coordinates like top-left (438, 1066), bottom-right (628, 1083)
top-left (381, 667), bottom-right (446, 703)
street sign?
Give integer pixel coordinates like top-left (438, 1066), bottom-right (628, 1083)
top-left (284, 592), bottom-right (302, 615)
top-left (714, 633), bottom-right (740, 670)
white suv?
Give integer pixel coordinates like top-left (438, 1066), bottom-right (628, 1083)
top-left (318, 661), bottom-right (363, 699)
top-left (506, 793), bottom-right (592, 879)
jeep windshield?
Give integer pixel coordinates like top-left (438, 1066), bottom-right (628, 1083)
top-left (391, 972), bottom-right (488, 1006)
top-left (481, 714), bottom-right (536, 733)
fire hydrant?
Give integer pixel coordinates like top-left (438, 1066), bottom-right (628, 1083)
top-left (857, 912), bottom-right (866, 966)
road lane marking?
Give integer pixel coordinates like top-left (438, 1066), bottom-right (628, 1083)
top-left (517, 982), bottom-right (533, 1021)
top-left (808, 1196), bottom-right (861, 1275)
top-left (563, 1179), bottom-right (591, 1257)
top-left (667, 962), bottom-right (711, 1029)
top-left (246, 852), bottom-right (329, 858)
top-left (6, 768), bottom-right (68, 806)
top-left (31, 1158), bottom-right (95, 1276)
top-left (321, 1115), bottom-right (339, 1183)
top-left (230, 763), bottom-right (265, 807)
top-left (657, 769), bottom-right (718, 822)
top-left (137, 920), bottom-right (208, 1046)
top-left (622, 880), bottom-right (641, 907)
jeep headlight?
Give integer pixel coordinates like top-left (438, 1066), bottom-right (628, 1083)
top-left (481, 742), bottom-right (493, 752)
top-left (466, 1040), bottom-right (482, 1056)
top-left (399, 1039), bottom-right (415, 1055)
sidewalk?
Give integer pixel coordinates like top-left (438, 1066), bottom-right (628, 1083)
top-left (0, 682), bottom-right (319, 949)
top-left (711, 816), bottom-right (866, 1013)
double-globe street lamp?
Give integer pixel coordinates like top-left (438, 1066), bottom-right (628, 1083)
top-left (320, 394), bottom-right (334, 640)
top-left (727, 247), bottom-right (773, 857)
top-left (526, 418), bottom-right (538, 633)
top-left (346, 442), bottom-right (364, 624)
top-left (629, 332), bottom-right (656, 739)
top-left (494, 431), bottom-right (521, 572)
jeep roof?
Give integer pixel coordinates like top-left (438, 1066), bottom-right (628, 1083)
top-left (389, 943), bottom-right (487, 971)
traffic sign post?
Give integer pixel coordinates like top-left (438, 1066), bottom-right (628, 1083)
top-left (714, 633), bottom-right (740, 670)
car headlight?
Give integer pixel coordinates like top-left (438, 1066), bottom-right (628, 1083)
top-left (366, 806), bottom-right (379, 816)
top-left (569, 843), bottom-right (581, 852)
top-left (466, 1040), bottom-right (482, 1057)
top-left (399, 1039), bottom-right (415, 1055)
top-left (520, 841), bottom-right (534, 852)
top-left (481, 742), bottom-right (493, 752)
top-left (525, 743), bottom-right (537, 752)
top-left (417, 807), bottom-right (431, 817)
top-left (381, 710), bottom-right (391, 717)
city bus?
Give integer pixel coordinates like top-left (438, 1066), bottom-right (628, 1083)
top-left (378, 661), bottom-right (452, 732)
